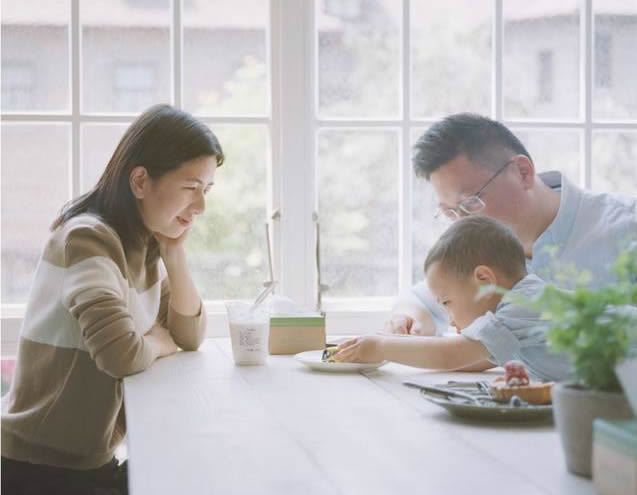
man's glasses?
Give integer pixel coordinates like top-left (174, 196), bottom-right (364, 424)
top-left (434, 158), bottom-right (515, 221)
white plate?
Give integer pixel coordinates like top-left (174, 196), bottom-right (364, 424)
top-left (294, 350), bottom-right (386, 373)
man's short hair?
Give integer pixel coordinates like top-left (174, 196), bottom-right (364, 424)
top-left (424, 216), bottom-right (527, 282)
top-left (413, 113), bottom-right (533, 180)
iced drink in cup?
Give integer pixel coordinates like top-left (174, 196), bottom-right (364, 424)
top-left (225, 301), bottom-right (270, 365)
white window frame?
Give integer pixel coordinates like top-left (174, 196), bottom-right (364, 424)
top-left (3, 0), bottom-right (637, 354)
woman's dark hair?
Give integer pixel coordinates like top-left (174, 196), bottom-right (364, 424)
top-left (51, 104), bottom-right (224, 254)
top-left (413, 113), bottom-right (532, 180)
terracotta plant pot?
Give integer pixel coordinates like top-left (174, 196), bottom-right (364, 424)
top-left (552, 382), bottom-right (634, 477)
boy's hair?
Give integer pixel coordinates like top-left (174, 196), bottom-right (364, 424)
top-left (413, 113), bottom-right (532, 180)
top-left (424, 216), bottom-right (527, 281)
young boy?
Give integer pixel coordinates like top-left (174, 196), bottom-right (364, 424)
top-left (336, 216), bottom-right (570, 382)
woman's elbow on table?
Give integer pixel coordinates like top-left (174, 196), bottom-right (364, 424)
top-left (173, 330), bottom-right (206, 351)
top-left (173, 317), bottom-right (208, 351)
top-left (167, 306), bottom-right (208, 351)
top-left (92, 333), bottom-right (155, 379)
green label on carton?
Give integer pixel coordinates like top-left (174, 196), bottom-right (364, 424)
top-left (270, 316), bottom-right (325, 327)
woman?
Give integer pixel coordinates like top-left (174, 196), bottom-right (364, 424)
top-left (1, 104), bottom-right (224, 494)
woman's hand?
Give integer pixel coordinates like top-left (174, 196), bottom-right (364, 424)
top-left (145, 325), bottom-right (179, 359)
top-left (334, 335), bottom-right (385, 363)
top-left (154, 231), bottom-right (189, 267)
top-left (154, 230), bottom-right (201, 317)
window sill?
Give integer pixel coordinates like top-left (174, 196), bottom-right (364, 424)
top-left (1, 301), bottom-right (392, 356)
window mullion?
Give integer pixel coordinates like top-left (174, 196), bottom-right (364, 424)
top-left (582, 0), bottom-right (593, 188)
top-left (399, 0), bottom-right (412, 291)
top-left (71, 0), bottom-right (80, 199)
top-left (269, 0), bottom-right (282, 300)
top-left (277, 0), bottom-right (315, 309)
top-left (493, 0), bottom-right (503, 121)
top-left (172, 0), bottom-right (182, 108)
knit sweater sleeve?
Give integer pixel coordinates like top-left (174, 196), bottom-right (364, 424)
top-left (60, 224), bottom-right (156, 378)
top-left (157, 275), bottom-right (207, 351)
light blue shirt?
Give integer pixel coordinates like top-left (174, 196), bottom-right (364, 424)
top-left (459, 274), bottom-right (571, 382)
top-left (408, 174), bottom-right (637, 336)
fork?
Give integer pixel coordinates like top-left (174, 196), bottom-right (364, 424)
top-left (403, 382), bottom-right (482, 404)
top-left (477, 380), bottom-right (492, 398)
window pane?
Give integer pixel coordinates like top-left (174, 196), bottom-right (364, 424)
top-left (318, 129), bottom-right (399, 297)
top-left (183, 0), bottom-right (268, 116)
top-left (503, 1), bottom-right (580, 119)
top-left (592, 132), bottom-right (637, 195)
top-left (1, 0), bottom-right (69, 112)
top-left (1, 124), bottom-right (70, 303)
top-left (81, 0), bottom-right (171, 113)
top-left (411, 166), bottom-right (448, 284)
top-left (512, 129), bottom-right (581, 186)
top-left (317, 0), bottom-right (401, 119)
top-left (593, 3), bottom-right (637, 120)
top-left (81, 124), bottom-right (128, 192)
top-left (187, 126), bottom-right (269, 300)
top-left (410, 0), bottom-right (491, 118)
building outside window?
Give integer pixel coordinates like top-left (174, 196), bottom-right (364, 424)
top-left (537, 50), bottom-right (554, 102)
top-left (595, 32), bottom-right (611, 89)
top-left (1, 62), bottom-right (35, 109)
top-left (114, 63), bottom-right (156, 111)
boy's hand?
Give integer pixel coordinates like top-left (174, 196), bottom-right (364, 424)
top-left (335, 335), bottom-right (385, 363)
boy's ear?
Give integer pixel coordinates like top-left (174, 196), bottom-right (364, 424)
top-left (473, 265), bottom-right (497, 286)
top-left (130, 166), bottom-right (148, 199)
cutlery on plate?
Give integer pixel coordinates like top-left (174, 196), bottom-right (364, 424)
top-left (402, 382), bottom-right (482, 404)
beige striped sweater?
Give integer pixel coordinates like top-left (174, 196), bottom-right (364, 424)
top-left (1, 213), bottom-right (207, 469)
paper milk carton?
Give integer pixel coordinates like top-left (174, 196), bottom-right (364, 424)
top-left (268, 314), bottom-right (326, 355)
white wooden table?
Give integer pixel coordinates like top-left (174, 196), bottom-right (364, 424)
top-left (123, 339), bottom-right (594, 495)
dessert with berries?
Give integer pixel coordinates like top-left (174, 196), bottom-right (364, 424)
top-left (490, 360), bottom-right (553, 405)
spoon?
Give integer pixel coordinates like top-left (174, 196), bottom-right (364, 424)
top-left (249, 222), bottom-right (277, 314)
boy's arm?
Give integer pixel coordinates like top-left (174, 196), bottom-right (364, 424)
top-left (335, 335), bottom-right (491, 370)
top-left (454, 360), bottom-right (496, 372)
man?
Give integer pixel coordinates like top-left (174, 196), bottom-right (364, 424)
top-left (386, 113), bottom-right (637, 337)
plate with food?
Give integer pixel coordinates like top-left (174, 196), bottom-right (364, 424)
top-left (404, 361), bottom-right (554, 422)
top-left (295, 346), bottom-right (387, 373)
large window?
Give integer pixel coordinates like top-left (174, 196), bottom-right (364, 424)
top-left (2, 0), bottom-right (637, 350)
top-left (317, 0), bottom-right (637, 308)
top-left (1, 0), bottom-right (270, 313)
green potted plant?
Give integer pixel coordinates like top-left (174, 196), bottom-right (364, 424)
top-left (533, 250), bottom-right (637, 477)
